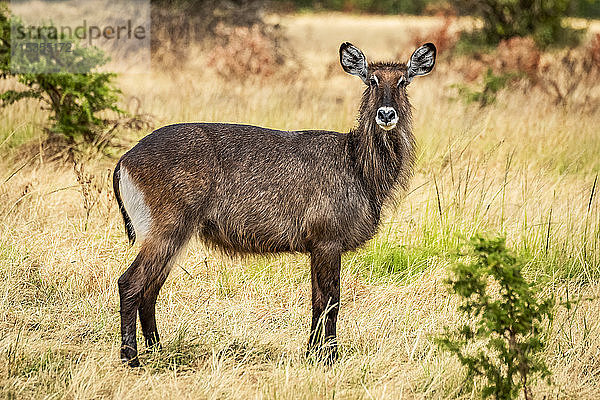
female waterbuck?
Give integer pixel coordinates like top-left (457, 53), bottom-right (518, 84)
top-left (113, 42), bottom-right (436, 366)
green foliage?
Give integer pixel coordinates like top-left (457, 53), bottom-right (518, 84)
top-left (436, 235), bottom-right (554, 400)
top-left (571, 0), bottom-right (600, 18)
top-left (450, 0), bottom-right (584, 48)
top-left (0, 3), bottom-right (9, 74)
top-left (284, 0), bottom-right (433, 14)
top-left (275, 0), bottom-right (600, 17)
top-left (453, 69), bottom-right (519, 107)
top-left (0, 9), bottom-right (123, 148)
top-left (452, 31), bottom-right (497, 56)
top-left (3, 71), bottom-right (123, 146)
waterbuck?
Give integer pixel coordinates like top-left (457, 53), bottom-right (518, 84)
top-left (113, 42), bottom-right (436, 366)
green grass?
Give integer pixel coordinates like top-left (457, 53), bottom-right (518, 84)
top-left (349, 239), bottom-right (441, 283)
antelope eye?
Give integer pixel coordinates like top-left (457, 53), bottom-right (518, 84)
top-left (398, 76), bottom-right (407, 87)
top-left (369, 76), bottom-right (379, 87)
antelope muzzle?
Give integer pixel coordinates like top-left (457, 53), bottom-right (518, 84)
top-left (375, 106), bottom-right (399, 131)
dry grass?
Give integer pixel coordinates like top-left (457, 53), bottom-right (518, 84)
top-left (1, 13), bottom-right (600, 399)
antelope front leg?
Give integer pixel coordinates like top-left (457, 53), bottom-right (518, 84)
top-left (308, 245), bottom-right (341, 364)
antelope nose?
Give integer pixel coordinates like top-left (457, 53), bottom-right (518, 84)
top-left (377, 108), bottom-right (397, 124)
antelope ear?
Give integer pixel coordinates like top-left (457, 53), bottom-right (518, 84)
top-left (406, 43), bottom-right (436, 83)
top-left (340, 42), bottom-right (369, 84)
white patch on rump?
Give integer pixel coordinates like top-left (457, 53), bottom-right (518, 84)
top-left (119, 166), bottom-right (152, 240)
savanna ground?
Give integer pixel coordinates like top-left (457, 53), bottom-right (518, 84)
top-left (1, 12), bottom-right (600, 399)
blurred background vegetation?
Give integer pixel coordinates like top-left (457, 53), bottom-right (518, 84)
top-left (2, 0), bottom-right (599, 152)
top-left (274, 0), bottom-right (600, 17)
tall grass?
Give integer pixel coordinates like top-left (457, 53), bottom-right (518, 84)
top-left (0, 13), bottom-right (599, 399)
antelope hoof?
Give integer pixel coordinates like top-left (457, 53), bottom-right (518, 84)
top-left (120, 344), bottom-right (140, 367)
top-left (145, 332), bottom-right (161, 350)
top-left (307, 343), bottom-right (338, 365)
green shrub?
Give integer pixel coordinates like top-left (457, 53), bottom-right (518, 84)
top-left (0, 4), bottom-right (9, 74)
top-left (571, 0), bottom-right (600, 18)
top-left (284, 0), bottom-right (433, 14)
top-left (277, 0), bottom-right (600, 17)
top-left (0, 7), bottom-right (124, 150)
top-left (451, 0), bottom-right (584, 48)
top-left (436, 235), bottom-right (554, 400)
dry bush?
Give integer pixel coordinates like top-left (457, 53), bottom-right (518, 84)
top-left (458, 37), bottom-right (540, 83)
top-left (455, 35), bottom-right (599, 109)
top-left (207, 23), bottom-right (287, 81)
top-left (494, 37), bottom-right (540, 80)
top-left (120, 96), bottom-right (155, 134)
top-left (410, 16), bottom-right (458, 55)
top-left (588, 33), bottom-right (600, 68)
top-left (73, 157), bottom-right (114, 230)
top-left (458, 55), bottom-right (487, 82)
top-left (150, 1), bottom-right (266, 68)
top-left (423, 1), bottom-right (457, 17)
top-left (533, 34), bottom-right (600, 108)
top-left (537, 48), bottom-right (600, 108)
